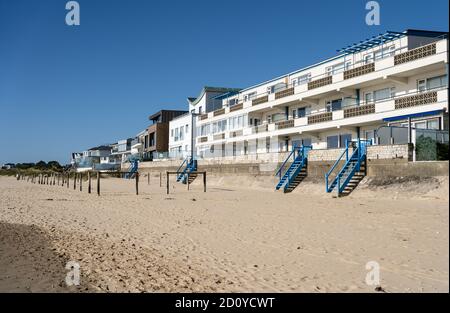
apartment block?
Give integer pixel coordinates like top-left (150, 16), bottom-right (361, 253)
top-left (188, 29), bottom-right (448, 159)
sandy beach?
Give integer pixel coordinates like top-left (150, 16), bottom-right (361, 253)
top-left (0, 174), bottom-right (448, 292)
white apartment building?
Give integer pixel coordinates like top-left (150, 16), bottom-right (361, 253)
top-left (189, 29), bottom-right (448, 159)
top-left (169, 87), bottom-right (241, 159)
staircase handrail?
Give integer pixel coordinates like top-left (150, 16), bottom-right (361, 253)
top-left (176, 157), bottom-right (188, 174)
top-left (325, 141), bottom-right (350, 192)
top-left (275, 146), bottom-right (300, 178)
top-left (284, 145), bottom-right (312, 191)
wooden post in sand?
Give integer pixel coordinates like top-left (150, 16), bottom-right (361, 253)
top-left (46, 175), bottom-right (49, 185)
top-left (203, 172), bottom-right (206, 193)
top-left (67, 173), bottom-right (70, 188)
top-left (166, 171), bottom-right (169, 194)
top-left (53, 173), bottom-right (56, 185)
top-left (187, 173), bottom-right (190, 190)
top-left (79, 173), bottom-right (82, 191)
top-left (57, 174), bottom-right (60, 186)
top-left (73, 173), bottom-right (76, 190)
top-left (88, 171), bottom-right (91, 194)
top-left (135, 172), bottom-right (139, 195)
top-left (96, 172), bottom-right (100, 196)
top-left (160, 172), bottom-right (162, 187)
top-left (147, 173), bottom-right (150, 185)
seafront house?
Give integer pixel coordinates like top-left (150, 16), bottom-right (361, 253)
top-left (142, 110), bottom-right (188, 161)
top-left (71, 145), bottom-right (113, 172)
top-left (168, 87), bottom-right (241, 160)
top-left (190, 29), bottom-right (448, 160)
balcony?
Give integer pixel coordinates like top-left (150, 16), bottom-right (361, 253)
top-left (252, 95), bottom-right (269, 106)
top-left (343, 103), bottom-right (376, 118)
top-left (198, 136), bottom-right (208, 143)
top-left (230, 103), bottom-right (243, 112)
top-left (307, 112), bottom-right (333, 124)
top-left (394, 91), bottom-right (438, 110)
top-left (213, 133), bottom-right (225, 140)
top-left (214, 108), bottom-right (225, 117)
top-left (308, 76), bottom-right (333, 90)
top-left (394, 43), bottom-right (436, 66)
top-left (343, 63), bottom-right (375, 80)
top-left (252, 124), bottom-right (269, 134)
top-left (275, 119), bottom-right (294, 130)
top-left (275, 87), bottom-right (294, 99)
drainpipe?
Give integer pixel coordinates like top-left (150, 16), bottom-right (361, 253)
top-left (407, 117), bottom-right (412, 144)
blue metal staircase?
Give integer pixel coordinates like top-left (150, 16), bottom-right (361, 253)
top-left (275, 145), bottom-right (312, 193)
top-left (176, 157), bottom-right (198, 184)
top-left (325, 139), bottom-right (372, 196)
top-left (124, 155), bottom-right (139, 179)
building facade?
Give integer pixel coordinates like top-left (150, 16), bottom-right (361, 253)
top-left (142, 110), bottom-right (188, 160)
top-left (190, 30), bottom-right (448, 159)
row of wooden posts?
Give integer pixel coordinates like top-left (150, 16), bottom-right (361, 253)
top-left (16, 170), bottom-right (207, 195)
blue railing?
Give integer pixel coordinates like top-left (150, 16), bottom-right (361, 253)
top-left (275, 145), bottom-right (312, 192)
top-left (325, 139), bottom-right (371, 195)
top-left (176, 157), bottom-right (197, 183)
top-left (275, 149), bottom-right (297, 180)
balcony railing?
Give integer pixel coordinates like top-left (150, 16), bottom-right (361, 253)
top-left (275, 87), bottom-right (294, 99)
top-left (308, 76), bottom-right (333, 90)
top-left (199, 114), bottom-right (208, 120)
top-left (394, 43), bottom-right (436, 66)
top-left (252, 95), bottom-right (269, 106)
top-left (394, 91), bottom-right (438, 109)
top-left (343, 63), bottom-right (375, 80)
top-left (214, 108), bottom-right (225, 117)
top-left (213, 133), bottom-right (225, 140)
top-left (275, 119), bottom-right (294, 130)
top-left (252, 124), bottom-right (269, 134)
top-left (230, 130), bottom-right (243, 138)
top-left (230, 103), bottom-right (243, 112)
top-left (198, 136), bottom-right (208, 143)
top-left (344, 103), bottom-right (375, 118)
top-left (307, 112), bottom-right (333, 124)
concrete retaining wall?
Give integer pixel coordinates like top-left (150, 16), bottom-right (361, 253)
top-left (134, 144), bottom-right (447, 178)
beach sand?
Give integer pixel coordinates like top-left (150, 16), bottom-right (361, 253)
top-left (0, 174), bottom-right (448, 292)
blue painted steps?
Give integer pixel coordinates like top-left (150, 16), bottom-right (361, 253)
top-left (275, 145), bottom-right (312, 193)
top-left (176, 157), bottom-right (198, 184)
top-left (325, 139), bottom-right (371, 196)
top-left (124, 157), bottom-right (139, 179)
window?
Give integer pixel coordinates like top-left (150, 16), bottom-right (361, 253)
top-left (374, 45), bottom-right (395, 60)
top-left (179, 127), bottom-right (184, 141)
top-left (171, 129), bottom-right (174, 137)
top-left (198, 106), bottom-right (203, 114)
top-left (326, 62), bottom-right (348, 76)
top-left (340, 134), bottom-right (352, 147)
top-left (292, 109), bottom-right (297, 119)
top-left (417, 79), bottom-right (427, 92)
top-left (244, 92), bottom-right (257, 102)
top-left (175, 128), bottom-right (179, 141)
top-left (426, 75), bottom-right (447, 90)
top-left (185, 125), bottom-right (189, 133)
top-left (297, 107), bottom-right (306, 118)
top-left (373, 87), bottom-right (395, 101)
top-left (292, 73), bottom-right (311, 86)
top-left (326, 99), bottom-right (342, 112)
top-left (327, 135), bottom-right (339, 149)
top-left (365, 92), bottom-right (373, 103)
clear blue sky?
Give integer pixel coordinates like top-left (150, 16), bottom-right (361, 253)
top-left (0, 0), bottom-right (448, 164)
